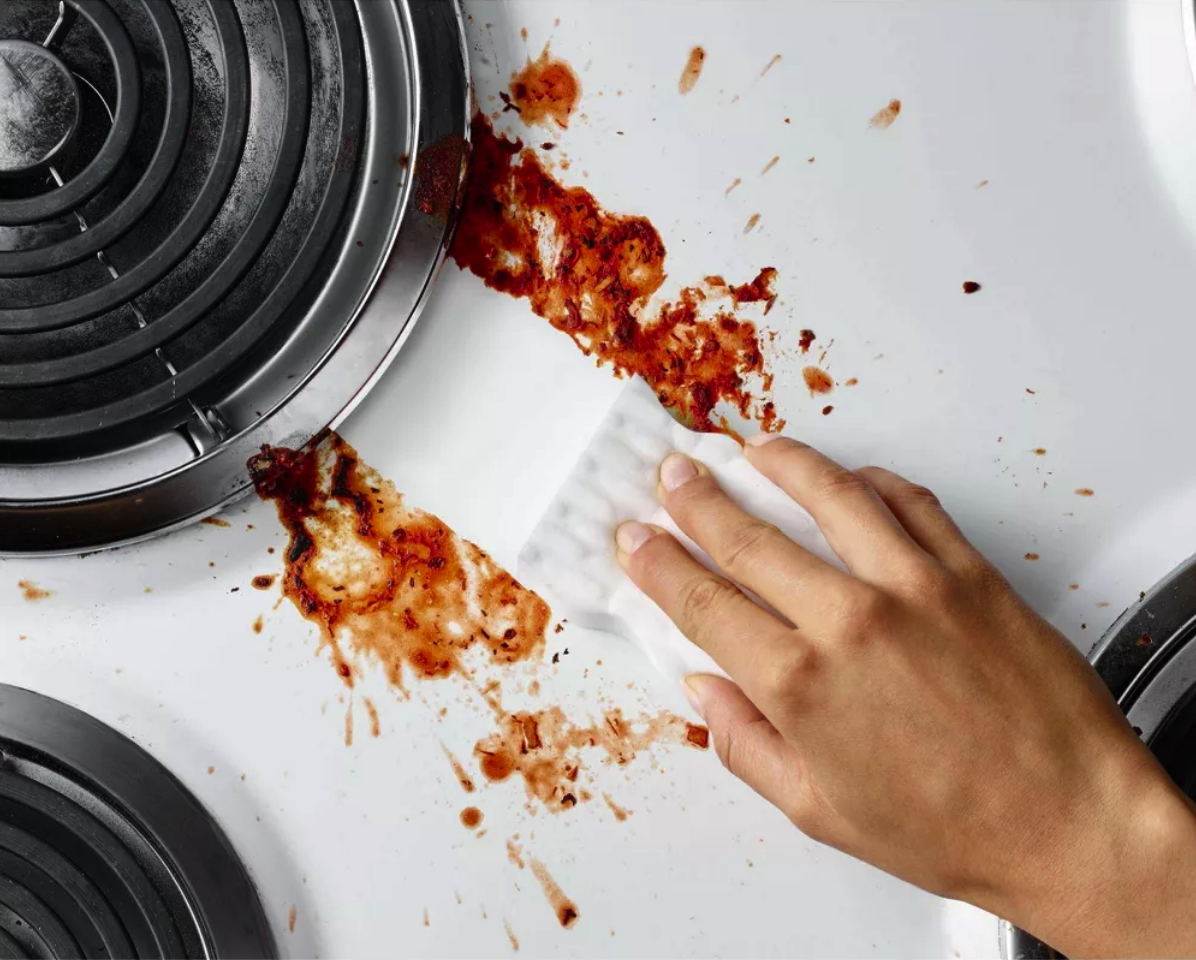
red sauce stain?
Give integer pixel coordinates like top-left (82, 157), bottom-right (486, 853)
top-left (252, 616), bottom-right (264, 634)
top-left (1075, 488), bottom-right (1095, 497)
top-left (364, 697), bottom-right (381, 738)
top-left (798, 329), bottom-right (815, 354)
top-left (529, 857), bottom-right (580, 928)
top-left (451, 113), bottom-right (782, 434)
top-left (17, 580), bottom-right (50, 601)
top-left (962, 280), bottom-right (981, 294)
top-left (803, 366), bottom-right (834, 396)
top-left (603, 793), bottom-right (630, 821)
top-left (504, 920), bottom-right (520, 952)
top-left (461, 806), bottom-right (483, 829)
top-left (443, 746), bottom-right (476, 792)
top-left (1024, 552), bottom-right (1040, 561)
top-left (508, 46), bottom-right (581, 129)
top-left (288, 906), bottom-right (297, 933)
top-left (415, 132), bottom-right (467, 220)
top-left (761, 54), bottom-right (782, 76)
top-left (869, 99), bottom-right (902, 129)
top-left (679, 46), bottom-right (706, 95)
top-left (249, 435), bottom-right (551, 692)
top-left (252, 575), bottom-right (275, 590)
top-left (201, 516), bottom-right (230, 528)
top-left (473, 706), bottom-right (708, 813)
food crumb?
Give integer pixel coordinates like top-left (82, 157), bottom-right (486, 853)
top-left (869, 98), bottom-right (902, 128)
top-left (679, 46), bottom-right (706, 95)
top-left (962, 281), bottom-right (981, 294)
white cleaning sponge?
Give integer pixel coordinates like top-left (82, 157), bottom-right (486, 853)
top-left (518, 378), bottom-right (843, 688)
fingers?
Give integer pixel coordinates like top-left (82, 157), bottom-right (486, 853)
top-left (855, 467), bottom-right (982, 573)
top-left (616, 522), bottom-right (809, 714)
top-left (655, 453), bottom-right (858, 627)
top-left (744, 437), bottom-right (926, 581)
top-left (684, 674), bottom-right (804, 813)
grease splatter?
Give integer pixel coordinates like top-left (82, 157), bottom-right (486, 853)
top-left (508, 46), bottom-right (581, 129)
top-left (679, 46), bottom-right (706, 95)
top-left (17, 580), bottom-right (50, 601)
top-left (451, 114), bottom-right (782, 434)
top-left (802, 366), bottom-right (834, 396)
top-left (869, 99), bottom-right (902, 128)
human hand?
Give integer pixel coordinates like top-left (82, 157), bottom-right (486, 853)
top-left (615, 437), bottom-right (1196, 958)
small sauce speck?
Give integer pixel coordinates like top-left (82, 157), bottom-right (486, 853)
top-left (251, 575), bottom-right (276, 590)
top-left (679, 46), bottom-right (706, 95)
top-left (17, 580), bottom-right (50, 602)
top-left (803, 366), bottom-right (834, 395)
top-left (288, 906), bottom-right (297, 933)
top-left (461, 806), bottom-right (484, 829)
top-left (1075, 488), bottom-right (1095, 497)
top-left (962, 280), bottom-right (981, 294)
top-left (869, 99), bottom-right (902, 128)
top-left (1024, 553), bottom-right (1040, 561)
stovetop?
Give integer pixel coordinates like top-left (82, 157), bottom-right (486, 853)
top-left (0, 0), bottom-right (469, 554)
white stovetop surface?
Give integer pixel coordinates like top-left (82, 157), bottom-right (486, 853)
top-left (6, 2), bottom-right (1196, 956)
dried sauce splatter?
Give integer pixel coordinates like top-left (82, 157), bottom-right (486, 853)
top-left (803, 366), bottom-right (834, 395)
top-left (461, 806), bottom-right (484, 829)
top-left (17, 580), bottom-right (50, 601)
top-left (444, 746), bottom-right (477, 793)
top-left (679, 46), bottom-right (706, 95)
top-left (1033, 448), bottom-right (1047, 456)
top-left (603, 793), bottom-right (629, 821)
top-left (249, 435), bottom-right (552, 691)
top-left (844, 377), bottom-right (859, 387)
top-left (451, 114), bottom-right (781, 434)
top-left (870, 99), bottom-right (902, 129)
top-left (962, 280), bottom-right (981, 294)
top-left (743, 213), bottom-right (761, 234)
top-left (725, 177), bottom-right (742, 195)
top-left (1024, 553), bottom-right (1040, 561)
top-left (252, 616), bottom-right (264, 634)
top-left (288, 906), bottom-right (297, 933)
top-left (201, 516), bottom-right (230, 528)
top-left (508, 46), bottom-right (581, 129)
top-left (761, 155), bottom-right (780, 176)
top-left (1075, 488), bottom-right (1095, 497)
top-left (821, 405), bottom-right (834, 416)
top-left (761, 54), bottom-right (782, 76)
top-left (504, 920), bottom-right (520, 951)
top-left (414, 132), bottom-right (468, 220)
top-left (473, 705), bottom-right (708, 813)
top-left (252, 575), bottom-right (275, 590)
top-left (530, 858), bottom-right (579, 928)
top-left (364, 697), bottom-right (381, 738)
top-left (798, 329), bottom-right (815, 353)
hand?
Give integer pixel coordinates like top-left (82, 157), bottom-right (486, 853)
top-left (614, 437), bottom-right (1196, 958)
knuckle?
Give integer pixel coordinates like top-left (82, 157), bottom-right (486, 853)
top-left (828, 589), bottom-right (889, 645)
top-left (894, 482), bottom-right (943, 511)
top-left (899, 560), bottom-right (954, 603)
top-left (768, 642), bottom-right (819, 696)
top-left (716, 519), bottom-right (779, 574)
top-left (963, 554), bottom-right (1011, 594)
top-left (678, 575), bottom-right (737, 625)
top-left (813, 468), bottom-right (873, 504)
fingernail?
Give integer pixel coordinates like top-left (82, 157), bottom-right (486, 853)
top-left (660, 452), bottom-right (698, 491)
top-left (615, 520), bottom-right (655, 555)
top-left (682, 676), bottom-right (707, 719)
top-left (747, 432), bottom-right (784, 447)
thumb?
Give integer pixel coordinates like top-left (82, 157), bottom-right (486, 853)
top-left (685, 674), bottom-right (803, 814)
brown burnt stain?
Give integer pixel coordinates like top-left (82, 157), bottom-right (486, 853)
top-left (252, 575), bottom-right (276, 590)
top-left (603, 793), bottom-right (630, 821)
top-left (252, 616), bottom-right (264, 635)
top-left (1024, 553), bottom-right (1040, 561)
top-left (415, 132), bottom-right (467, 220)
top-left (249, 435), bottom-right (551, 691)
top-left (461, 806), bottom-right (484, 829)
top-left (725, 177), bottom-right (742, 195)
top-left (201, 517), bottom-right (231, 528)
top-left (743, 213), bottom-right (761, 234)
top-left (364, 697), bottom-right (381, 738)
top-left (443, 746), bottom-right (476, 793)
top-left (844, 377), bottom-right (859, 387)
top-left (451, 113), bottom-right (782, 434)
top-left (821, 405), bottom-right (834, 416)
top-left (962, 280), bottom-right (981, 294)
top-left (802, 366), bottom-right (834, 396)
top-left (761, 54), bottom-right (782, 76)
top-left (679, 46), bottom-right (706, 95)
top-left (798, 329), bottom-right (815, 353)
top-left (508, 46), bottom-right (581, 129)
top-left (529, 858), bottom-right (580, 928)
top-left (1075, 488), bottom-right (1095, 497)
top-left (288, 906), bottom-right (297, 933)
top-left (473, 706), bottom-right (708, 813)
top-left (504, 919), bottom-right (520, 952)
top-left (869, 99), bottom-right (902, 129)
top-left (17, 580), bottom-right (50, 602)
top-left (761, 155), bottom-right (780, 176)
